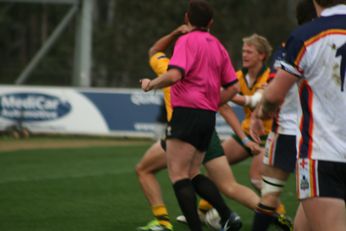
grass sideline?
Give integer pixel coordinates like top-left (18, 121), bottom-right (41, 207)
top-left (0, 138), bottom-right (298, 231)
top-left (0, 135), bottom-right (151, 152)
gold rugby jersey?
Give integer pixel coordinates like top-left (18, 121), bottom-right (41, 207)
top-left (149, 52), bottom-right (172, 122)
top-left (236, 67), bottom-right (273, 135)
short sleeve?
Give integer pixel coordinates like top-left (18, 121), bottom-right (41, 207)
top-left (168, 36), bottom-right (192, 77)
top-left (268, 46), bottom-right (287, 82)
top-left (281, 35), bottom-right (306, 78)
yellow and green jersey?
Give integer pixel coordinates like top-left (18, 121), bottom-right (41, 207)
top-left (149, 52), bottom-right (172, 122)
top-left (236, 66), bottom-right (273, 135)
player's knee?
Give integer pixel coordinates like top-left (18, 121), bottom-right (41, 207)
top-left (135, 163), bottom-right (143, 176)
top-left (261, 176), bottom-right (285, 197)
top-left (135, 161), bottom-right (150, 177)
top-left (219, 181), bottom-right (239, 196)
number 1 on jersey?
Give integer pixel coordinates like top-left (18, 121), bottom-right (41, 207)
top-left (336, 42), bottom-right (346, 92)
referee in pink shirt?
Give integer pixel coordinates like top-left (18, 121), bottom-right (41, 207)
top-left (141, 1), bottom-right (240, 230)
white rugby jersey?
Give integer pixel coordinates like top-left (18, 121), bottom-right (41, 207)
top-left (270, 47), bottom-right (299, 136)
top-left (273, 85), bottom-right (299, 136)
top-left (281, 4), bottom-right (346, 163)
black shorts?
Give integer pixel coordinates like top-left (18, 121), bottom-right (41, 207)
top-left (161, 130), bottom-right (224, 163)
top-left (297, 159), bottom-right (346, 200)
top-left (166, 107), bottom-right (215, 152)
top-left (264, 132), bottom-right (296, 173)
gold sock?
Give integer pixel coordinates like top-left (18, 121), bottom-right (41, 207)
top-left (198, 199), bottom-right (213, 214)
top-left (152, 205), bottom-right (172, 228)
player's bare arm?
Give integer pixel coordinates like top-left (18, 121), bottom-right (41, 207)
top-left (148, 24), bottom-right (191, 57)
top-left (140, 69), bottom-right (182, 92)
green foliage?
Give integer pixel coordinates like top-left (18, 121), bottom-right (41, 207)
top-left (0, 0), bottom-right (296, 87)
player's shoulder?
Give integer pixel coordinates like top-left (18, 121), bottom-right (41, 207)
top-left (236, 69), bottom-right (245, 78)
top-left (180, 30), bottom-right (219, 43)
top-left (149, 52), bottom-right (169, 66)
top-left (150, 52), bottom-right (168, 61)
top-left (258, 67), bottom-right (271, 82)
top-left (269, 45), bottom-right (286, 72)
top-left (149, 52), bottom-right (169, 75)
top-left (289, 14), bottom-right (346, 43)
top-left (176, 31), bottom-right (195, 43)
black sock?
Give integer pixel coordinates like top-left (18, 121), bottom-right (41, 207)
top-left (173, 179), bottom-right (202, 231)
top-left (191, 174), bottom-right (231, 223)
top-left (251, 203), bottom-right (276, 231)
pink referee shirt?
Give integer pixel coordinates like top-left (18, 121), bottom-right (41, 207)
top-left (168, 30), bottom-right (237, 112)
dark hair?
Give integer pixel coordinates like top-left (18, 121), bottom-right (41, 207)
top-left (314, 0), bottom-right (346, 7)
top-left (296, 0), bottom-right (317, 25)
top-left (187, 0), bottom-right (213, 28)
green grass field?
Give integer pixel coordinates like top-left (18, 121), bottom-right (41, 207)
top-left (0, 138), bottom-right (298, 231)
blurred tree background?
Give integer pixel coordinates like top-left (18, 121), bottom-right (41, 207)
top-left (0, 0), bottom-right (297, 87)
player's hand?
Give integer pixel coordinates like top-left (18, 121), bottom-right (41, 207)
top-left (172, 24), bottom-right (191, 36)
top-left (256, 102), bottom-right (275, 120)
top-left (250, 116), bottom-right (265, 144)
top-left (245, 141), bottom-right (263, 156)
top-left (140, 78), bottom-right (152, 92)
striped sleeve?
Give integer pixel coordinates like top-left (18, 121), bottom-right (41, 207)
top-left (268, 46), bottom-right (287, 82)
top-left (281, 35), bottom-right (306, 78)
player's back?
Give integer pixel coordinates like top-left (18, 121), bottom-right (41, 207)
top-left (283, 5), bottom-right (346, 161)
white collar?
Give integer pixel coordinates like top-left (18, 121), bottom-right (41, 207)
top-left (321, 4), bottom-right (346, 17)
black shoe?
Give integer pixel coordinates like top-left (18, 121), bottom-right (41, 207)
top-left (272, 213), bottom-right (293, 231)
top-left (220, 212), bottom-right (242, 231)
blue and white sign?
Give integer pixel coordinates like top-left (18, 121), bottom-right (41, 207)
top-left (0, 92), bottom-right (71, 122)
top-left (0, 85), bottom-right (244, 138)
